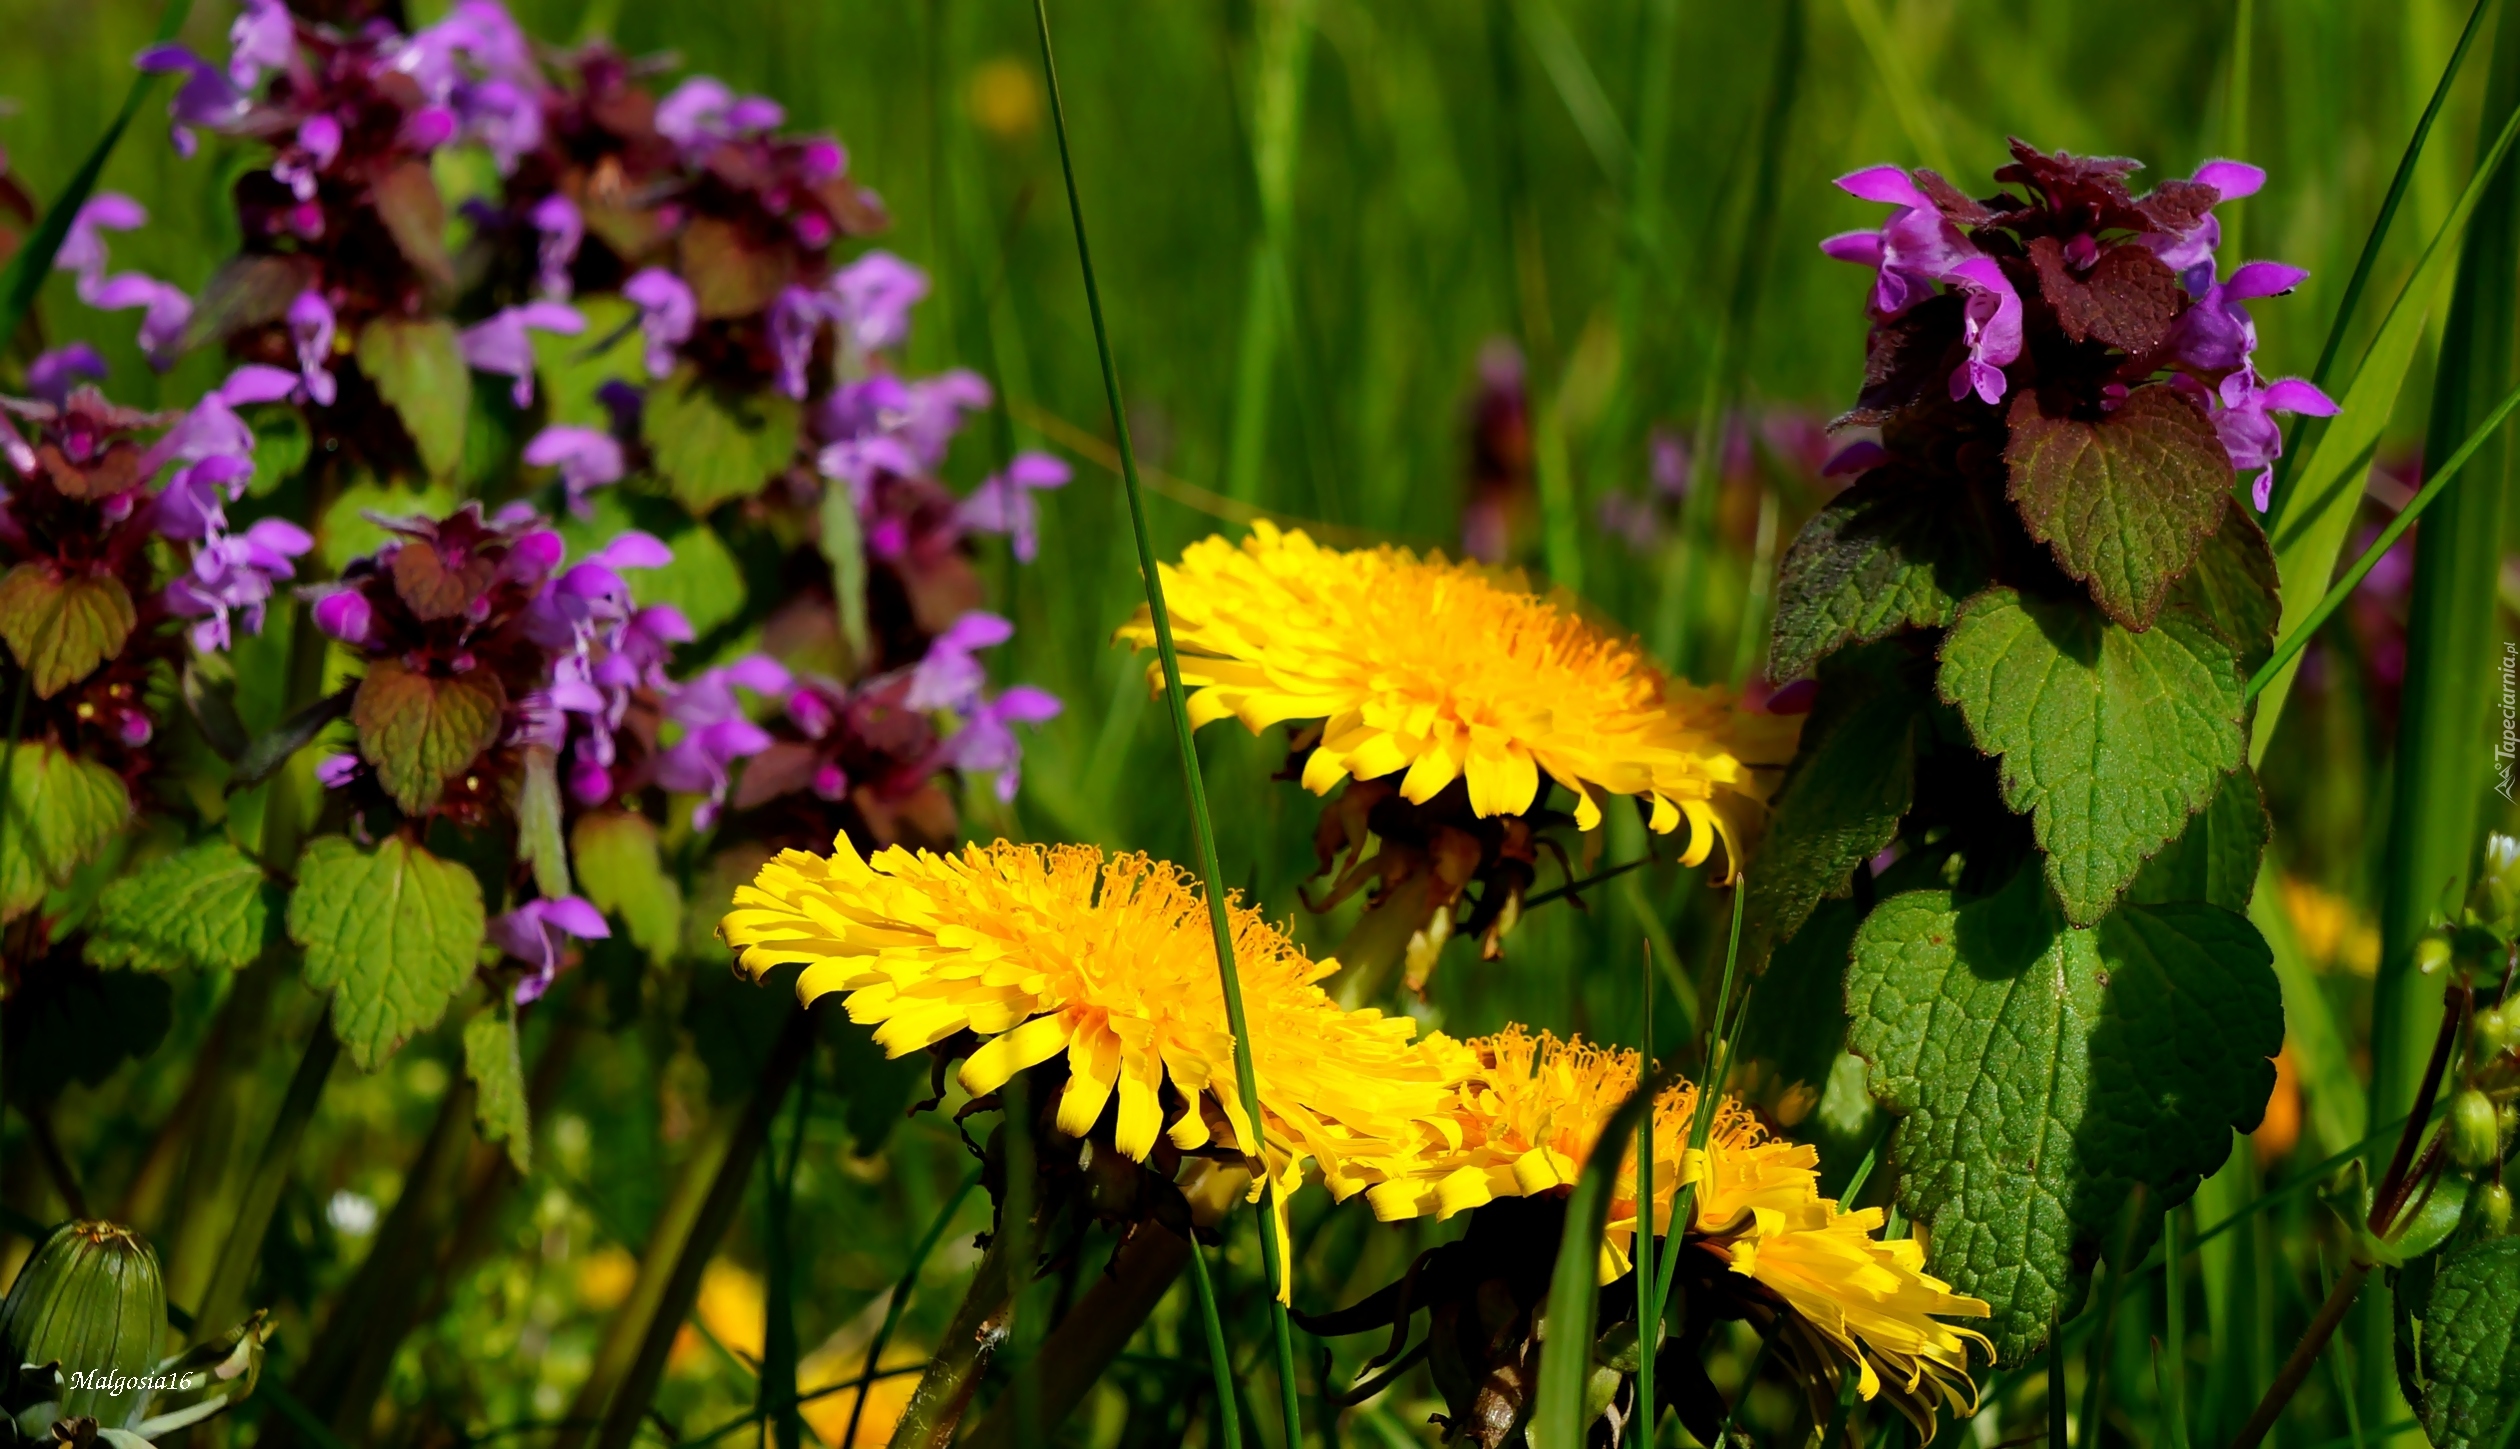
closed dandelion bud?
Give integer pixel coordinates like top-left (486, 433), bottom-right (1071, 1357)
top-left (2451, 1090), bottom-right (2503, 1171)
top-left (0, 1221), bottom-right (166, 1431)
top-left (2417, 935), bottom-right (2455, 975)
top-left (2475, 1004), bottom-right (2516, 1061)
top-left (2475, 1181), bottom-right (2514, 1237)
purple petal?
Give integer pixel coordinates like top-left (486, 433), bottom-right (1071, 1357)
top-left (1834, 165), bottom-right (1931, 210)
top-left (2224, 261), bottom-right (2309, 300)
top-left (540, 896), bottom-right (612, 940)
top-left (992, 685), bottom-right (1064, 724)
top-left (2192, 160), bottom-right (2266, 201)
top-left (2261, 378), bottom-right (2341, 417)
top-left (1818, 231), bottom-right (1886, 267)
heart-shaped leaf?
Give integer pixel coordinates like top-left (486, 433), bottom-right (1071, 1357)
top-left (86, 839), bottom-right (284, 972)
top-left (643, 365), bottom-right (800, 515)
top-left (2005, 386), bottom-right (2233, 630)
top-left (289, 835), bottom-right (485, 1069)
top-left (357, 318), bottom-right (472, 480)
top-left (351, 659), bottom-right (507, 816)
top-left (0, 565), bottom-right (135, 698)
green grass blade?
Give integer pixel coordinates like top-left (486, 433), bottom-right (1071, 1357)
top-left (1839, 0), bottom-right (1958, 181)
top-left (1488, 0), bottom-right (1584, 593)
top-left (2162, 1210), bottom-right (2193, 1449)
top-left (1634, 943), bottom-right (1657, 1445)
top-left (1028, 7), bottom-right (1305, 1444)
top-left (2251, 92), bottom-right (2520, 765)
top-left (1584, 0), bottom-right (1682, 510)
top-left (1186, 1242), bottom-right (1245, 1449)
top-left (2246, 366), bottom-right (2520, 702)
top-left (2220, 0), bottom-right (2255, 260)
top-left (2246, 861), bottom-right (2367, 1160)
top-left (1223, 0), bottom-right (1318, 508)
top-left (1528, 1065), bottom-right (1671, 1449)
top-left (1512, 0), bottom-right (1630, 181)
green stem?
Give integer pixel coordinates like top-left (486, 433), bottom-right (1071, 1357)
top-left (960, 1219), bottom-right (1197, 1449)
top-left (2233, 1261), bottom-right (2370, 1449)
top-left (2162, 1209), bottom-right (2191, 1449)
top-left (1028, 7), bottom-right (1305, 1445)
top-left (2246, 368), bottom-right (2520, 701)
top-left (590, 1007), bottom-right (815, 1449)
top-left (1653, 878), bottom-right (1751, 1317)
top-left (1584, 0), bottom-right (1682, 505)
top-left (760, 1053), bottom-right (814, 1449)
top-left (191, 1008), bottom-right (339, 1345)
top-left (841, 1170), bottom-right (980, 1449)
top-left (885, 1222), bottom-right (1018, 1449)
top-left (1633, 943), bottom-right (1656, 1447)
top-left (1487, 0), bottom-right (1581, 590)
top-left (1224, 0), bottom-right (1319, 509)
top-left (2073, 1186), bottom-right (2149, 1449)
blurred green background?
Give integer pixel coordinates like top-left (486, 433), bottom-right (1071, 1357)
top-left (0, 0), bottom-right (2505, 1444)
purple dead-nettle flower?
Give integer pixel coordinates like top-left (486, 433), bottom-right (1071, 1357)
top-left (228, 0), bottom-right (298, 89)
top-left (2144, 159), bottom-right (2266, 293)
top-left (906, 611), bottom-right (1013, 712)
top-left (1821, 166), bottom-right (1980, 316)
top-left (490, 895), bottom-right (611, 1005)
top-left (395, 0), bottom-right (543, 169)
top-left (2175, 368), bottom-right (2340, 512)
top-left (815, 434), bottom-right (923, 504)
top-left (272, 113), bottom-right (343, 201)
top-left (135, 44), bottom-right (250, 157)
top-left (315, 751), bottom-right (362, 789)
top-left (2171, 261), bottom-right (2308, 375)
top-left (818, 370), bottom-right (991, 476)
top-left (459, 301), bottom-right (585, 407)
top-left (656, 655), bottom-right (792, 828)
top-left (27, 346), bottom-right (108, 407)
top-left (654, 76), bottom-right (786, 157)
top-left (936, 685), bottom-right (1062, 803)
top-left (769, 285), bottom-right (823, 400)
top-left (58, 194), bottom-right (145, 301)
top-left (1945, 256), bottom-right (2025, 405)
top-left (311, 587), bottom-right (376, 648)
top-left (623, 269), bottom-right (696, 379)
top-left (827, 251), bottom-right (928, 356)
top-left (167, 516), bottom-right (314, 652)
top-left (149, 365), bottom-right (297, 540)
top-left (531, 194), bottom-right (583, 300)
top-left (91, 274), bottom-right (195, 365)
top-left (288, 290), bottom-right (338, 406)
top-left (523, 425), bottom-right (626, 515)
top-left (959, 452), bottom-right (1070, 563)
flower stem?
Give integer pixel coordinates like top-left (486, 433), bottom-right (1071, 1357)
top-left (841, 1169), bottom-right (980, 1449)
top-left (1633, 942), bottom-right (1657, 1447)
top-left (1027, 5), bottom-right (1305, 1445)
top-left (961, 1221), bottom-right (1197, 1449)
top-left (191, 1007), bottom-right (339, 1345)
top-left (2230, 1262), bottom-right (2370, 1449)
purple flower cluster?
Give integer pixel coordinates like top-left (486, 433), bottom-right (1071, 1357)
top-left (1821, 147), bottom-right (2337, 508)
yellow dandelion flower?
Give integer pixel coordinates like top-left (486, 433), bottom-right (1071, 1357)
top-left (1115, 523), bottom-right (1797, 872)
top-left (1365, 1027), bottom-right (1989, 1430)
top-left (720, 836), bottom-right (1462, 1262)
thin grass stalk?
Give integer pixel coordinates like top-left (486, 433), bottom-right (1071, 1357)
top-left (1224, 0), bottom-right (1319, 508)
top-left (1584, 0), bottom-right (1682, 505)
top-left (2264, 0), bottom-right (2490, 523)
top-left (1652, 1), bottom-right (1801, 674)
top-left (2247, 367), bottom-right (2520, 699)
top-left (2162, 1209), bottom-right (2191, 1449)
top-left (591, 1006), bottom-right (815, 1449)
top-left (2369, 6), bottom-right (2520, 1427)
top-left (1633, 942), bottom-right (1657, 1446)
top-left (962, 1221), bottom-right (1198, 1449)
top-left (2221, 0), bottom-right (2254, 262)
top-left (1027, 7), bottom-right (1304, 1445)
top-left (2233, 1262), bottom-right (2370, 1449)
top-left (1838, 0), bottom-right (1956, 181)
top-left (1486, 0), bottom-right (1582, 592)
top-left (1188, 1241), bottom-right (1245, 1449)
top-left (842, 1170), bottom-right (980, 1449)
top-left (999, 1068), bottom-right (1041, 1449)
top-left (1654, 880), bottom-right (1750, 1317)
top-left (759, 1059), bottom-right (814, 1449)
top-left (190, 1007), bottom-right (337, 1344)
top-left (2073, 1186), bottom-right (2149, 1449)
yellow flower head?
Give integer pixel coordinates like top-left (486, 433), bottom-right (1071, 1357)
top-left (1365, 1027), bottom-right (1990, 1431)
top-left (720, 836), bottom-right (1461, 1212)
top-left (1115, 523), bottom-right (1798, 874)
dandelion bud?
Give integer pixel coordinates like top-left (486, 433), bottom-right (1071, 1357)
top-left (2416, 934), bottom-right (2455, 974)
top-left (2451, 1089), bottom-right (2503, 1171)
top-left (2486, 832), bottom-right (2520, 926)
top-left (0, 1220), bottom-right (167, 1428)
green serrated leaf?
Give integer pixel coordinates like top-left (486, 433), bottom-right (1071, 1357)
top-left (2421, 1238), bottom-right (2520, 1449)
top-left (462, 1002), bottom-right (532, 1174)
top-left (2003, 386), bottom-right (2233, 631)
top-left (356, 317), bottom-right (472, 480)
top-left (2171, 499), bottom-right (2282, 681)
top-left (1846, 869), bottom-right (2282, 1360)
top-left (86, 840), bottom-right (282, 972)
top-left (288, 835), bottom-right (486, 1070)
top-left (1744, 641), bottom-right (1920, 960)
top-left (0, 566), bottom-right (135, 699)
top-left (352, 659), bottom-right (507, 816)
top-left (317, 477), bottom-right (461, 575)
top-left (1937, 588), bottom-right (2244, 926)
top-left (554, 489), bottom-right (745, 637)
top-left (0, 742), bottom-right (130, 922)
top-left (2128, 769), bottom-right (2268, 913)
top-left (643, 365), bottom-right (800, 515)
top-left (1769, 466), bottom-right (1989, 680)
top-left (571, 811), bottom-right (684, 966)
top-left (533, 296), bottom-right (643, 432)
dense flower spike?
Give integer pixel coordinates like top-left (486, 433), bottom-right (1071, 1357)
top-left (1118, 522), bottom-right (1796, 856)
top-left (1362, 1028), bottom-right (1991, 1438)
top-left (721, 837), bottom-right (1463, 1285)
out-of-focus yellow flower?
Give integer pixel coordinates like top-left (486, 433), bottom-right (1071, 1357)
top-left (1365, 1027), bottom-right (1990, 1434)
top-left (2254, 1042), bottom-right (2303, 1167)
top-left (721, 837), bottom-right (1464, 1290)
top-left (576, 1244), bottom-right (636, 1314)
top-left (2279, 875), bottom-right (2379, 975)
top-left (670, 1258), bottom-right (766, 1376)
top-left (1115, 524), bottom-right (1796, 874)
